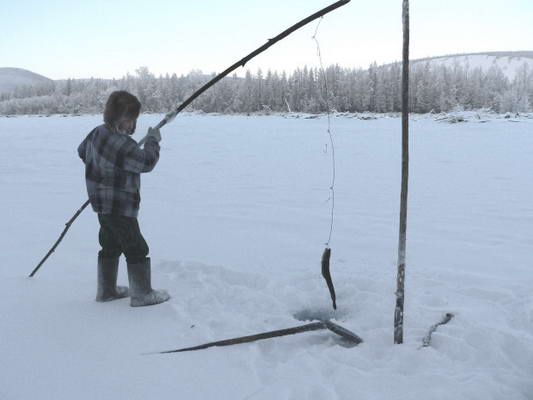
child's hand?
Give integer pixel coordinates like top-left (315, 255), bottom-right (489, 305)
top-left (147, 127), bottom-right (161, 143)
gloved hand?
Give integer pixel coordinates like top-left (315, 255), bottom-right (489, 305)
top-left (147, 127), bottom-right (161, 143)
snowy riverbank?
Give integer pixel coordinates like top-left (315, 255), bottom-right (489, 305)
top-left (1, 114), bottom-right (532, 399)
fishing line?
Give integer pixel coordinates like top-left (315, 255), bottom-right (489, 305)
top-left (312, 17), bottom-right (336, 247)
top-left (313, 17), bottom-right (338, 310)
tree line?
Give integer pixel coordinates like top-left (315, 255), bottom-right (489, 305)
top-left (0, 62), bottom-right (531, 115)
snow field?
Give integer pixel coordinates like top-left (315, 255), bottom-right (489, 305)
top-left (1, 114), bottom-right (532, 399)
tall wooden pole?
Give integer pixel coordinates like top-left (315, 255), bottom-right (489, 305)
top-left (394, 0), bottom-right (410, 345)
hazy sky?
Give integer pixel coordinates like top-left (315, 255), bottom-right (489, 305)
top-left (3, 0), bottom-right (532, 79)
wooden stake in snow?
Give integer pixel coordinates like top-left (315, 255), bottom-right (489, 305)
top-left (394, 0), bottom-right (410, 345)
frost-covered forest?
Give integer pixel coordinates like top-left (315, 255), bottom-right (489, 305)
top-left (0, 62), bottom-right (531, 115)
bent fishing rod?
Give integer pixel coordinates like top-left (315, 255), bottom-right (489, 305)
top-left (29, 0), bottom-right (351, 277)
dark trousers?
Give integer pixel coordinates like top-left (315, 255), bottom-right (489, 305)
top-left (97, 214), bottom-right (149, 264)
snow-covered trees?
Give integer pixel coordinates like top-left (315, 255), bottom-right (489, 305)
top-left (0, 62), bottom-right (531, 115)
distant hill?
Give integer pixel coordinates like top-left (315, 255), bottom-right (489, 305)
top-left (412, 51), bottom-right (533, 80)
top-left (0, 68), bottom-right (53, 94)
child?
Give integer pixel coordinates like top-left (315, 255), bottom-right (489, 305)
top-left (78, 90), bottom-right (170, 307)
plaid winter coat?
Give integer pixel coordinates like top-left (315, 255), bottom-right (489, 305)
top-left (78, 124), bottom-right (160, 217)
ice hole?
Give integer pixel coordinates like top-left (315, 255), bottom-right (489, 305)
top-left (293, 307), bottom-right (348, 322)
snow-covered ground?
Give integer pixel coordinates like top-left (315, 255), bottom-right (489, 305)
top-left (1, 113), bottom-right (533, 400)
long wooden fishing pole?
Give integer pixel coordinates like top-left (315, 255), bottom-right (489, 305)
top-left (138, 0), bottom-right (351, 146)
top-left (29, 200), bottom-right (91, 277)
top-left (29, 0), bottom-right (352, 278)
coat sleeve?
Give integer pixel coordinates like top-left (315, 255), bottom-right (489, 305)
top-left (116, 136), bottom-right (161, 173)
top-left (77, 134), bottom-right (89, 163)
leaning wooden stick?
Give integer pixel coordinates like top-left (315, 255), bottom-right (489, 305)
top-left (29, 0), bottom-right (352, 277)
top-left (138, 0), bottom-right (351, 146)
top-left (29, 200), bottom-right (91, 277)
top-left (321, 248), bottom-right (337, 310)
top-left (149, 320), bottom-right (362, 354)
top-left (421, 313), bottom-right (454, 348)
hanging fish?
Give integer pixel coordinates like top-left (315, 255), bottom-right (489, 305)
top-left (321, 247), bottom-right (336, 310)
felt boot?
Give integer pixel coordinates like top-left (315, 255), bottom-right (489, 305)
top-left (127, 257), bottom-right (170, 307)
top-left (96, 256), bottom-right (129, 302)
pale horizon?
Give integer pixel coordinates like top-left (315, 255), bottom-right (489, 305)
top-left (3, 0), bottom-right (533, 80)
top-left (6, 49), bottom-right (533, 82)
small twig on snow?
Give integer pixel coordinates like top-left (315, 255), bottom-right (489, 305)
top-left (421, 312), bottom-right (455, 348)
